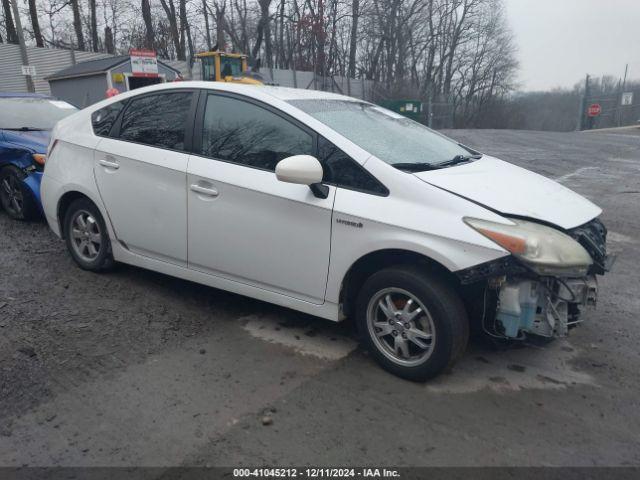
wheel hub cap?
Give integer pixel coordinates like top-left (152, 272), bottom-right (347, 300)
top-left (366, 287), bottom-right (436, 367)
top-left (70, 210), bottom-right (102, 262)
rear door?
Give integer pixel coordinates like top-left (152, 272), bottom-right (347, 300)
top-left (186, 92), bottom-right (335, 304)
top-left (93, 90), bottom-right (196, 266)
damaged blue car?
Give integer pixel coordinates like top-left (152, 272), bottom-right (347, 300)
top-left (0, 93), bottom-right (77, 220)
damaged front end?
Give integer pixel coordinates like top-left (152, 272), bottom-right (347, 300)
top-left (459, 217), bottom-right (612, 340)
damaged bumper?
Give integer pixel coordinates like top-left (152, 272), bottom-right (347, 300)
top-left (495, 276), bottom-right (598, 338)
top-left (458, 217), bottom-right (612, 340)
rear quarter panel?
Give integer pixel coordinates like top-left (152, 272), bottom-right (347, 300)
top-left (41, 111), bottom-right (108, 237)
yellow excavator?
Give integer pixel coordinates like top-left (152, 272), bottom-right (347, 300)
top-left (195, 50), bottom-right (263, 85)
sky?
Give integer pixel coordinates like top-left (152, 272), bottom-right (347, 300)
top-left (504, 0), bottom-right (640, 91)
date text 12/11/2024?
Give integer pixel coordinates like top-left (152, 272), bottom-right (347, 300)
top-left (233, 468), bottom-right (401, 478)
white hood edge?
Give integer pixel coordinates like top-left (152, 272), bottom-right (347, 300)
top-left (413, 156), bottom-right (602, 230)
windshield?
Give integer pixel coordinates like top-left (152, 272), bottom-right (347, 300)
top-left (289, 99), bottom-right (476, 168)
top-left (220, 57), bottom-right (243, 77)
top-left (0, 98), bottom-right (77, 130)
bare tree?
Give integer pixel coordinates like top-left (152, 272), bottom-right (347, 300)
top-left (104, 25), bottom-right (114, 53)
top-left (347, 0), bottom-right (358, 77)
top-left (69, 0), bottom-right (85, 49)
top-left (27, 0), bottom-right (518, 128)
top-left (202, 0), bottom-right (212, 49)
top-left (141, 0), bottom-right (155, 49)
top-left (2, 0), bottom-right (18, 43)
top-left (28, 0), bottom-right (45, 46)
top-left (89, 0), bottom-right (99, 51)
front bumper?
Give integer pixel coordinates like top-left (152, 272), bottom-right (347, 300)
top-left (495, 276), bottom-right (598, 338)
top-left (22, 170), bottom-right (43, 210)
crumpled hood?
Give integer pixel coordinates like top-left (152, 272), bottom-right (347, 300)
top-left (413, 156), bottom-right (601, 230)
top-left (1, 129), bottom-right (50, 153)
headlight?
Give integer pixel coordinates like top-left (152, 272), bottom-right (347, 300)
top-left (464, 217), bottom-right (593, 276)
top-left (32, 153), bottom-right (46, 166)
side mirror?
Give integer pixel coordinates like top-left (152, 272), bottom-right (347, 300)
top-left (275, 155), bottom-right (323, 185)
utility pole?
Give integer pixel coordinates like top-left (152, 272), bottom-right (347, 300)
top-left (10, 0), bottom-right (35, 93)
top-left (617, 64), bottom-right (628, 127)
top-left (577, 74), bottom-right (590, 131)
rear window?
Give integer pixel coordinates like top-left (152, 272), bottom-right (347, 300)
top-left (91, 102), bottom-right (124, 137)
top-left (118, 92), bottom-right (193, 151)
top-left (0, 97), bottom-right (77, 130)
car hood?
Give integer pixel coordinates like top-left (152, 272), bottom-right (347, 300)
top-left (413, 156), bottom-right (601, 230)
top-left (1, 129), bottom-right (50, 153)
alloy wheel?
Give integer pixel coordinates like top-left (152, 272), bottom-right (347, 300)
top-left (1, 174), bottom-right (24, 216)
top-left (366, 287), bottom-right (436, 367)
top-left (70, 210), bottom-right (103, 262)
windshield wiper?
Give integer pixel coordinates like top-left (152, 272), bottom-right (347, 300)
top-left (434, 154), bottom-right (482, 168)
top-left (391, 162), bottom-right (443, 172)
top-left (392, 153), bottom-right (483, 173)
top-left (3, 127), bottom-right (46, 131)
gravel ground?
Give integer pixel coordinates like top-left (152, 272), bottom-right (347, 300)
top-left (0, 128), bottom-right (639, 467)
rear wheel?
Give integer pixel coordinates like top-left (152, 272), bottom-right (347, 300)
top-left (356, 266), bottom-right (469, 381)
top-left (0, 166), bottom-right (39, 220)
top-left (63, 198), bottom-right (114, 271)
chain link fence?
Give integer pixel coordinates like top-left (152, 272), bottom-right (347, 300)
top-left (581, 87), bottom-right (640, 130)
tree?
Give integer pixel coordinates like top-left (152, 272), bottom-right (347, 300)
top-left (28, 0), bottom-right (44, 47)
top-left (89, 0), bottom-right (99, 51)
top-left (159, 0), bottom-right (184, 59)
top-left (347, 0), bottom-right (359, 77)
top-left (202, 0), bottom-right (212, 49)
top-left (28, 0), bottom-right (518, 129)
top-left (2, 0), bottom-right (18, 44)
top-left (141, 0), bottom-right (155, 49)
top-left (104, 25), bottom-right (114, 53)
top-left (69, 0), bottom-right (85, 49)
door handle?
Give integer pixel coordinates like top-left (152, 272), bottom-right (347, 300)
top-left (99, 158), bottom-right (120, 170)
top-left (190, 184), bottom-right (219, 197)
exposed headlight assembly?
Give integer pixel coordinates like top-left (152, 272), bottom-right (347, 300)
top-left (464, 217), bottom-right (593, 276)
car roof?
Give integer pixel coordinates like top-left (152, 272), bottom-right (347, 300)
top-left (0, 92), bottom-right (53, 99)
top-left (255, 85), bottom-right (361, 102)
top-left (102, 81), bottom-right (364, 104)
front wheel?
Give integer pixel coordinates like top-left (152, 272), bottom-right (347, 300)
top-left (0, 166), bottom-right (39, 220)
top-left (356, 266), bottom-right (469, 381)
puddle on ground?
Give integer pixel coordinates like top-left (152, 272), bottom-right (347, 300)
top-left (240, 314), bottom-right (595, 393)
top-left (240, 313), bottom-right (358, 361)
top-left (608, 231), bottom-right (636, 245)
top-left (427, 339), bottom-right (594, 393)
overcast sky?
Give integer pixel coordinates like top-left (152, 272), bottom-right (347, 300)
top-left (504, 0), bottom-right (640, 91)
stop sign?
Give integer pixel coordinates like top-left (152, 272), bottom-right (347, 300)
top-left (588, 103), bottom-right (602, 117)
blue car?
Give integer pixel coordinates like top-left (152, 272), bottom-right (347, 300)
top-left (0, 93), bottom-right (78, 220)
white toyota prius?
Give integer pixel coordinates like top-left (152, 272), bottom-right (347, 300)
top-left (41, 82), bottom-right (610, 381)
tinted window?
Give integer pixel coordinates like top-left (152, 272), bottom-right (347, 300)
top-left (201, 94), bottom-right (313, 171)
top-left (91, 101), bottom-right (124, 137)
top-left (119, 92), bottom-right (193, 150)
top-left (318, 137), bottom-right (388, 195)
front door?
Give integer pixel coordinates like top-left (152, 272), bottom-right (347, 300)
top-left (187, 92), bottom-right (334, 304)
top-left (94, 90), bottom-right (195, 265)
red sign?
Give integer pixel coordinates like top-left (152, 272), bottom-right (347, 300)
top-left (129, 49), bottom-right (158, 78)
top-left (587, 104), bottom-right (601, 117)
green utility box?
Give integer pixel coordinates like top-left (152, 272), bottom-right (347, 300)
top-left (379, 99), bottom-right (424, 122)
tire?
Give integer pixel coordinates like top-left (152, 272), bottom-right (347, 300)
top-left (355, 265), bottom-right (469, 381)
top-left (0, 166), bottom-right (40, 221)
top-left (63, 198), bottom-right (114, 272)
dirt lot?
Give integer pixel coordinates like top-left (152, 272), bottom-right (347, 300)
top-left (1, 129), bottom-right (639, 467)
